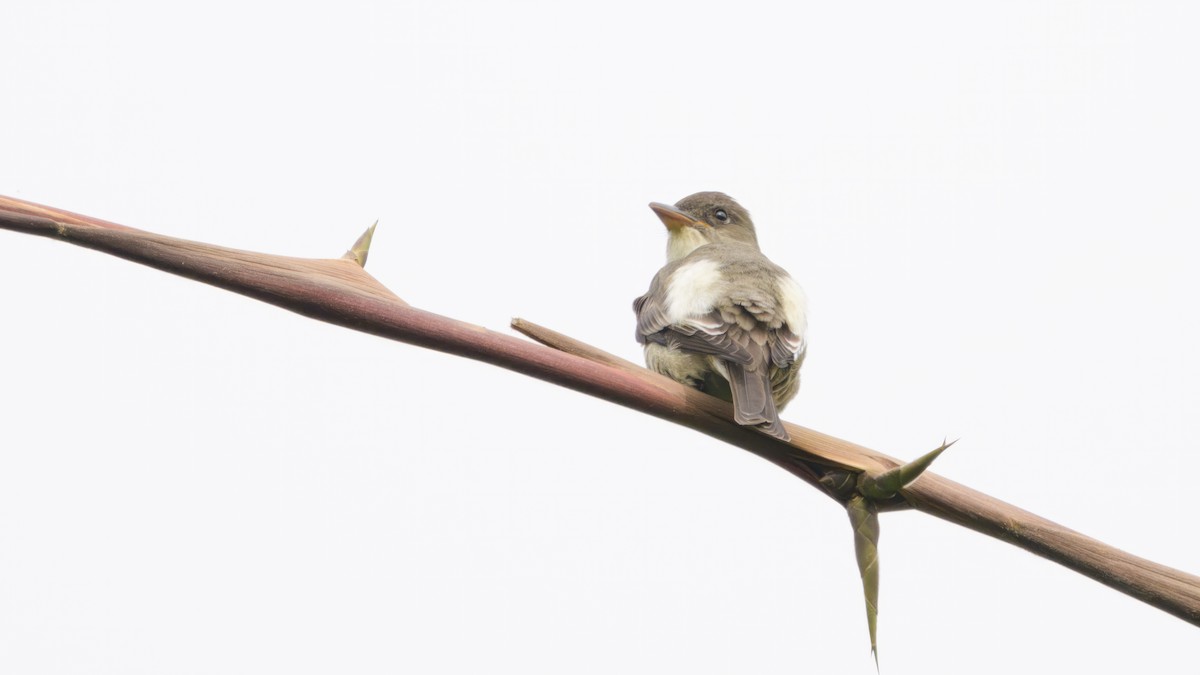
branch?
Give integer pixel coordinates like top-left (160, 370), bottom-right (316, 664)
top-left (3, 195), bottom-right (1198, 632)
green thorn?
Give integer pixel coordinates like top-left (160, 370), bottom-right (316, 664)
top-left (342, 221), bottom-right (378, 267)
top-left (847, 495), bottom-right (881, 667)
top-left (859, 438), bottom-right (957, 500)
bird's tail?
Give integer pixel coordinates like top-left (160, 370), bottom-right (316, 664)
top-left (726, 362), bottom-right (788, 441)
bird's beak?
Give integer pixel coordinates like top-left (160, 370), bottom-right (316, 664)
top-left (649, 202), bottom-right (707, 232)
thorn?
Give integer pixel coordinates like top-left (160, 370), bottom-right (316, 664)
top-left (859, 438), bottom-right (957, 500)
top-left (342, 221), bottom-right (378, 267)
top-left (847, 495), bottom-right (881, 668)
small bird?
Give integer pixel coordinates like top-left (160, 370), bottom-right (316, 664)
top-left (633, 192), bottom-right (807, 440)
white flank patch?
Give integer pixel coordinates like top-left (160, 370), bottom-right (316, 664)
top-left (666, 227), bottom-right (711, 262)
top-left (776, 275), bottom-right (809, 338)
top-left (664, 258), bottom-right (724, 324)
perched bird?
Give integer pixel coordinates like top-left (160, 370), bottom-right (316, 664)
top-left (633, 192), bottom-right (807, 440)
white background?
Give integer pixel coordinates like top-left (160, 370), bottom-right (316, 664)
top-left (3, 2), bottom-right (1198, 672)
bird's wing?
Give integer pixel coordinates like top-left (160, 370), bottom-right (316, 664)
top-left (634, 275), bottom-right (757, 364)
top-left (632, 286), bottom-right (669, 344)
top-left (723, 289), bottom-right (806, 370)
top-left (660, 313), bottom-right (757, 365)
top-left (726, 278), bottom-right (805, 370)
top-left (770, 327), bottom-right (804, 369)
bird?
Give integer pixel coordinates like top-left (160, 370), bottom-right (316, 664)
top-left (633, 192), bottom-right (807, 440)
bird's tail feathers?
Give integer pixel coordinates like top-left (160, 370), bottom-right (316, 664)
top-left (726, 362), bottom-right (789, 441)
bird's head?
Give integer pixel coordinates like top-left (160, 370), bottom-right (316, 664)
top-left (650, 192), bottom-right (759, 262)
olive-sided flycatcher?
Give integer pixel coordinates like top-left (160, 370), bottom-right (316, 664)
top-left (634, 192), bottom-right (807, 440)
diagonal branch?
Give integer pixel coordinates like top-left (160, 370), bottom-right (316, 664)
top-left (2, 194), bottom-right (1198, 629)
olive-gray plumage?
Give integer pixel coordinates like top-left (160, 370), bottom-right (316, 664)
top-left (634, 192), bottom-right (807, 440)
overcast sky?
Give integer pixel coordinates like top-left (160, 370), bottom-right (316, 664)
top-left (3, 2), bottom-right (1198, 673)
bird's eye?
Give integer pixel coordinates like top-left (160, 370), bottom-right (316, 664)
top-left (714, 209), bottom-right (729, 223)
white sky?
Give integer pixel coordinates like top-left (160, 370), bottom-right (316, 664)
top-left (3, 1), bottom-right (1198, 672)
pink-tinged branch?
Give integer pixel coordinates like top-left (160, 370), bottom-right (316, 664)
top-left (2, 194), bottom-right (1198, 627)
